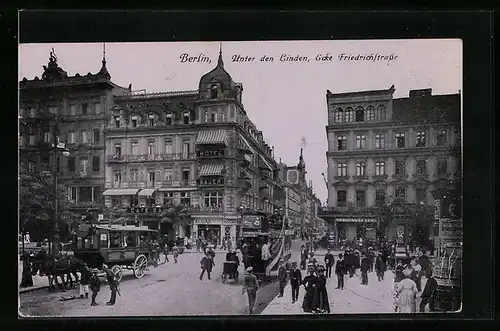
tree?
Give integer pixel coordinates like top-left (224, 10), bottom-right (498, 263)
top-left (159, 201), bottom-right (192, 236)
top-left (19, 169), bottom-right (80, 242)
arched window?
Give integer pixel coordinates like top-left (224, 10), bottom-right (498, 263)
top-left (345, 107), bottom-right (354, 122)
top-left (355, 106), bottom-right (365, 122)
top-left (366, 105), bottom-right (375, 121)
top-left (376, 105), bottom-right (386, 120)
top-left (210, 85), bottom-right (218, 99)
top-left (204, 110), bottom-right (208, 122)
top-left (334, 107), bottom-right (343, 123)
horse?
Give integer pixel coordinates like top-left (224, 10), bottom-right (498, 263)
top-left (30, 252), bottom-right (82, 292)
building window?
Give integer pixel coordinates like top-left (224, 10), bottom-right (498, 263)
top-left (416, 131), bottom-right (427, 147)
top-left (29, 133), bottom-right (35, 145)
top-left (80, 157), bottom-right (89, 174)
top-left (375, 105), bottom-right (386, 120)
top-left (130, 169), bottom-right (138, 182)
top-left (114, 144), bottom-right (121, 156)
top-left (211, 111), bottom-right (217, 123)
top-left (366, 105), bottom-right (375, 121)
top-left (68, 157), bottom-right (76, 172)
top-left (131, 116), bottom-right (138, 128)
top-left (81, 130), bottom-right (88, 143)
top-left (416, 160), bottom-right (427, 175)
top-left (49, 106), bottom-right (58, 115)
top-left (334, 108), bottom-right (343, 123)
top-left (148, 115), bottom-right (155, 127)
top-left (337, 190), bottom-right (347, 207)
top-left (416, 188), bottom-right (426, 204)
top-left (180, 192), bottom-right (191, 206)
top-left (69, 104), bottom-right (76, 116)
top-left (163, 192), bottom-right (174, 205)
top-left (148, 170), bottom-right (155, 186)
top-left (221, 111), bottom-right (225, 122)
top-left (94, 102), bottom-right (101, 114)
top-left (44, 131), bottom-right (51, 143)
top-left (436, 130), bottom-right (447, 146)
top-left (69, 131), bottom-right (75, 144)
top-left (92, 156), bottom-right (100, 172)
top-left (356, 190), bottom-right (366, 207)
top-left (337, 163), bottom-right (347, 176)
top-left (204, 110), bottom-right (208, 122)
top-left (131, 142), bottom-right (139, 155)
top-left (437, 159), bottom-right (448, 175)
top-left (114, 172), bottom-right (121, 186)
top-left (395, 160), bottom-right (406, 176)
top-left (355, 106), bottom-right (364, 122)
top-left (395, 132), bottom-right (405, 148)
top-left (372, 133), bottom-right (383, 149)
top-left (147, 141), bottom-right (155, 155)
top-left (182, 170), bottom-right (190, 186)
top-left (114, 116), bottom-right (120, 128)
top-left (337, 135), bottom-right (347, 151)
top-left (356, 135), bottom-right (366, 149)
top-left (166, 113), bottom-right (172, 125)
top-left (204, 191), bottom-right (223, 208)
top-left (375, 161), bottom-right (385, 176)
top-left (345, 107), bottom-right (354, 122)
top-left (211, 85), bottom-right (218, 99)
top-left (375, 190), bottom-right (385, 206)
top-left (183, 112), bottom-right (190, 124)
top-left (163, 168), bottom-right (172, 181)
top-left (182, 139), bottom-right (190, 158)
top-left (93, 129), bottom-right (100, 143)
top-left (356, 162), bottom-right (366, 176)
top-left (396, 188), bottom-right (406, 199)
top-left (81, 103), bottom-right (88, 115)
top-left (164, 140), bottom-right (173, 154)
top-left (78, 187), bottom-right (93, 202)
top-left (69, 187), bottom-right (77, 202)
top-left (29, 108), bottom-right (36, 118)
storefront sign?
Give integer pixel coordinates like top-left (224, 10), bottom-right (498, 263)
top-left (439, 219), bottom-right (462, 239)
top-left (222, 219), bottom-right (237, 225)
top-left (335, 218), bottom-right (377, 223)
top-left (194, 219), bottom-right (237, 225)
top-left (197, 150), bottom-right (225, 157)
top-left (199, 178), bottom-right (225, 186)
top-left (194, 219), bottom-right (212, 225)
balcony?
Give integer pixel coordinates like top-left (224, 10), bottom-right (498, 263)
top-left (106, 153), bottom-right (196, 164)
top-left (236, 178), bottom-right (252, 190)
top-left (190, 205), bottom-right (225, 215)
top-left (259, 168), bottom-right (272, 180)
top-left (236, 151), bottom-right (251, 167)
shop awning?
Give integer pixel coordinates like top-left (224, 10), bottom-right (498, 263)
top-left (335, 218), bottom-right (377, 223)
top-left (259, 155), bottom-right (274, 171)
top-left (102, 188), bottom-right (139, 196)
top-left (138, 189), bottom-right (156, 196)
top-left (196, 130), bottom-right (229, 145)
top-left (199, 164), bottom-right (225, 176)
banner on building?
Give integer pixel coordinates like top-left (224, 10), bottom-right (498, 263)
top-left (287, 169), bottom-right (299, 184)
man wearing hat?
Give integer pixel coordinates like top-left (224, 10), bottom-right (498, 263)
top-left (360, 252), bottom-right (370, 285)
top-left (79, 262), bottom-right (91, 299)
top-left (277, 260), bottom-right (288, 297)
top-left (419, 265), bottom-right (438, 312)
top-left (314, 265), bottom-right (330, 313)
top-left (89, 268), bottom-right (101, 306)
top-left (242, 266), bottom-right (259, 314)
top-left (289, 261), bottom-right (302, 303)
top-left (375, 252), bottom-right (387, 282)
top-left (301, 262), bottom-right (319, 313)
top-left (335, 253), bottom-right (346, 290)
top-left (102, 264), bottom-right (118, 306)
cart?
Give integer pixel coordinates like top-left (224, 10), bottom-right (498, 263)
top-left (73, 223), bottom-right (158, 283)
top-left (221, 261), bottom-right (239, 284)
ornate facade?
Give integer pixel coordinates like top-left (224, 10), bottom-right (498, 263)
top-left (321, 86), bottom-right (461, 242)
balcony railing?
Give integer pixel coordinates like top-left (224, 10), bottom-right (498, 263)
top-left (236, 178), bottom-right (252, 189)
top-left (190, 205), bottom-right (225, 214)
top-left (106, 153), bottom-right (196, 163)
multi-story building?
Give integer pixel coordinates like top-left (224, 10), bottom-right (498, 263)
top-left (103, 51), bottom-right (284, 244)
top-left (321, 86), bottom-right (461, 243)
top-left (278, 161), bottom-right (301, 238)
top-left (19, 50), bottom-right (130, 217)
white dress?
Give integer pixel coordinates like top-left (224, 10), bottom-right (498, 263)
top-left (396, 278), bottom-right (418, 313)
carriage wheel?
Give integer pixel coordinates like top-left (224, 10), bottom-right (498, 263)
top-left (133, 254), bottom-right (148, 279)
top-left (111, 265), bottom-right (123, 283)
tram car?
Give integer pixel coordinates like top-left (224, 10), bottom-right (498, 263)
top-left (73, 222), bottom-right (159, 282)
top-left (239, 214), bottom-right (293, 280)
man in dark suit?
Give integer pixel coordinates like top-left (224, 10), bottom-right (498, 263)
top-left (324, 249), bottom-right (335, 278)
top-left (360, 253), bottom-right (370, 285)
top-left (419, 267), bottom-right (439, 312)
top-left (289, 261), bottom-right (302, 303)
top-left (335, 253), bottom-right (346, 289)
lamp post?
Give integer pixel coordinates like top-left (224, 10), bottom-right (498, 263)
top-left (51, 125), bottom-right (70, 257)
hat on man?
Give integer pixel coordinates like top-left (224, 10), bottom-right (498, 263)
top-left (246, 267), bottom-right (253, 273)
top-left (91, 268), bottom-right (99, 273)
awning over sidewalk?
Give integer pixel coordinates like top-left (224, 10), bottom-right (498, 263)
top-left (138, 189), bottom-right (156, 196)
top-left (198, 164), bottom-right (225, 176)
top-left (102, 189), bottom-right (139, 196)
top-left (196, 130), bottom-right (229, 145)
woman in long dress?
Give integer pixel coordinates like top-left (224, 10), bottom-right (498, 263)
top-left (301, 263), bottom-right (318, 313)
top-left (313, 265), bottom-right (330, 313)
top-left (396, 267), bottom-right (418, 313)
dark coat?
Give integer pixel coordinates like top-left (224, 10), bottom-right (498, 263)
top-left (313, 275), bottom-right (330, 313)
top-left (375, 256), bottom-right (386, 273)
top-left (335, 259), bottom-right (346, 275)
top-left (278, 266), bottom-right (287, 282)
top-left (290, 268), bottom-right (302, 286)
top-left (418, 255), bottom-right (432, 276)
top-left (360, 257), bottom-right (370, 272)
top-left (80, 266), bottom-right (91, 285)
top-left (301, 274), bottom-right (318, 313)
top-left (105, 269), bottom-right (117, 285)
top-left (324, 253), bottom-right (334, 266)
top-left (89, 273), bottom-right (100, 292)
top-left (421, 276), bottom-right (438, 299)
top-left (200, 256), bottom-right (214, 271)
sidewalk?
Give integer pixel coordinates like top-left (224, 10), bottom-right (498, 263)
top-left (18, 256), bottom-right (49, 293)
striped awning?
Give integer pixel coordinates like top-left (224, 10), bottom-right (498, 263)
top-left (199, 164), bottom-right (225, 176)
top-left (102, 189), bottom-right (139, 196)
top-left (138, 189), bottom-right (156, 196)
top-left (259, 155), bottom-right (273, 171)
top-left (335, 218), bottom-right (377, 223)
top-left (196, 130), bottom-right (228, 145)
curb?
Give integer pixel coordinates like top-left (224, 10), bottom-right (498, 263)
top-left (19, 285), bottom-right (50, 294)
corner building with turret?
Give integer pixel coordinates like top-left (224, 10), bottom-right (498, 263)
top-left (104, 51), bottom-right (285, 245)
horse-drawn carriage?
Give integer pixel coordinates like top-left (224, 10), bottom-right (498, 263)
top-left (73, 223), bottom-right (158, 282)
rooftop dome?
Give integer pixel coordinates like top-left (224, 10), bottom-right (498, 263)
top-left (198, 46), bottom-right (234, 91)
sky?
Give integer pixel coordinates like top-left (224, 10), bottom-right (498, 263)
top-left (19, 39), bottom-right (462, 204)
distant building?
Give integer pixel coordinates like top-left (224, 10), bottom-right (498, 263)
top-left (103, 51), bottom-right (285, 244)
top-left (19, 49), bottom-right (130, 218)
top-left (320, 86), bottom-right (461, 244)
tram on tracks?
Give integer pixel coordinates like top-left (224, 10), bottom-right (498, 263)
top-left (239, 214), bottom-right (293, 279)
top-left (73, 223), bottom-right (158, 282)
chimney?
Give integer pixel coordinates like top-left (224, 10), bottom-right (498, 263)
top-left (409, 88), bottom-right (432, 98)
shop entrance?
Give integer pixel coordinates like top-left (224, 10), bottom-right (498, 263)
top-left (198, 225), bottom-right (221, 245)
